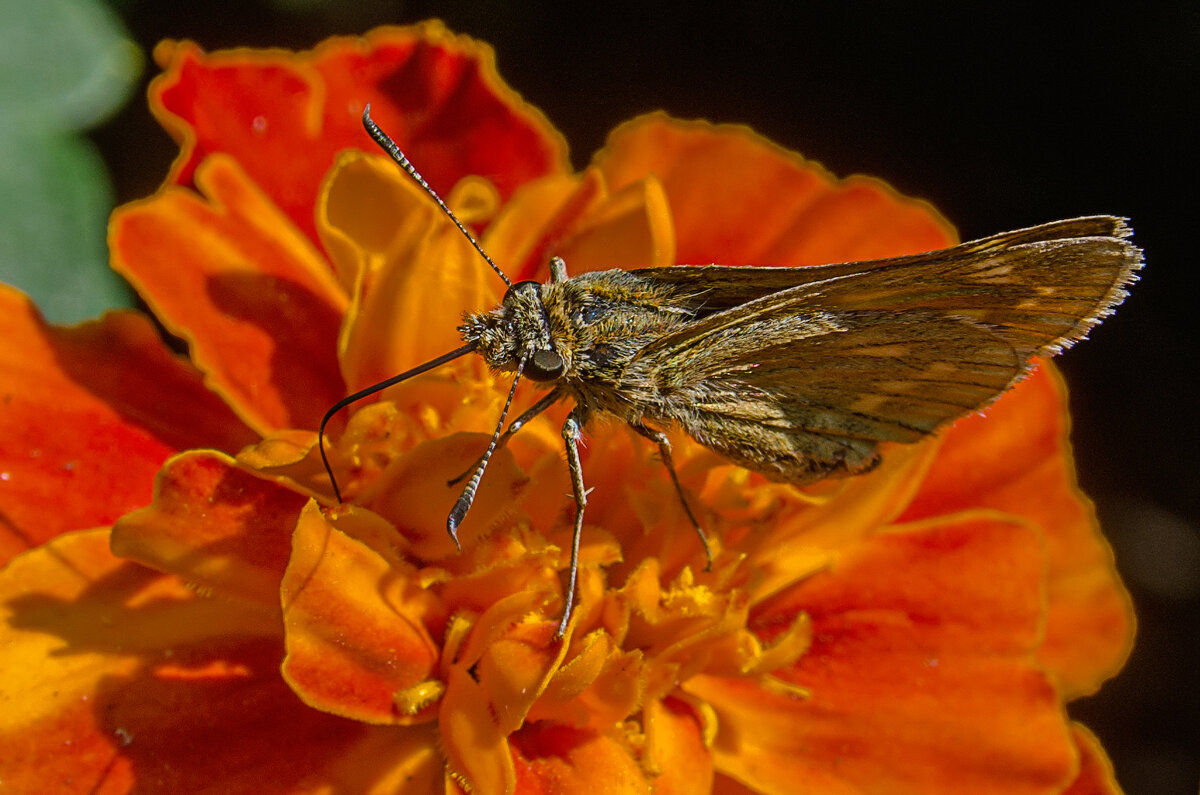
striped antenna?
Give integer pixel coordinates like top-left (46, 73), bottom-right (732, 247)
top-left (361, 105), bottom-right (512, 287)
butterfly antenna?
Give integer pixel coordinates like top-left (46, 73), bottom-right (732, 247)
top-left (319, 344), bottom-right (475, 502)
top-left (361, 104), bottom-right (511, 287)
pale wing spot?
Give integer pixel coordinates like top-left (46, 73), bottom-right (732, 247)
top-left (924, 361), bottom-right (961, 376)
top-left (849, 394), bottom-right (892, 414)
top-left (849, 344), bottom-right (911, 358)
top-left (974, 264), bottom-right (1016, 282)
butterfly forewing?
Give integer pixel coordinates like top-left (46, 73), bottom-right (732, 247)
top-left (625, 215), bottom-right (1141, 485)
top-left (636, 216), bottom-right (1137, 360)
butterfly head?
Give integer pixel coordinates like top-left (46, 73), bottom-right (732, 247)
top-left (459, 280), bottom-right (565, 381)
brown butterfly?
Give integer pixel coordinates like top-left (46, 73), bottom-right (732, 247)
top-left (321, 106), bottom-right (1142, 637)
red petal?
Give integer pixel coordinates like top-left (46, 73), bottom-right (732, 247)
top-left (900, 366), bottom-right (1134, 697)
top-left (111, 155), bottom-right (348, 433)
top-left (643, 697), bottom-right (714, 795)
top-left (1062, 723), bottom-right (1123, 795)
top-left (510, 722), bottom-right (651, 794)
top-left (0, 528), bottom-right (439, 793)
top-left (594, 114), bottom-right (954, 266)
top-left (151, 22), bottom-right (567, 245)
top-left (0, 286), bottom-right (255, 564)
top-left (281, 502), bottom-right (440, 724)
top-left (688, 515), bottom-right (1076, 794)
top-left (111, 450), bottom-right (307, 608)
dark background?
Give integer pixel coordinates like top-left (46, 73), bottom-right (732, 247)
top-left (95, 3), bottom-right (1198, 792)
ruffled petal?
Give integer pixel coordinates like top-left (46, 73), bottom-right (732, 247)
top-left (280, 502), bottom-right (441, 724)
top-left (360, 434), bottom-right (535, 563)
top-left (510, 723), bottom-right (652, 794)
top-left (442, 660), bottom-right (517, 793)
top-left (899, 366), bottom-right (1134, 698)
top-left (688, 514), bottom-right (1076, 795)
top-left (110, 154), bottom-right (348, 433)
top-left (538, 170), bottom-right (678, 277)
top-left (479, 173), bottom-right (585, 281)
top-left (1063, 723), bottom-right (1124, 795)
top-left (642, 697), bottom-right (714, 795)
top-left (151, 22), bottom-right (568, 244)
top-left (0, 529), bottom-right (440, 794)
top-left (527, 631), bottom-right (645, 729)
top-left (0, 285), bottom-right (255, 565)
top-left (317, 150), bottom-right (499, 393)
top-left (593, 113), bottom-right (955, 266)
top-left (110, 450), bottom-right (307, 609)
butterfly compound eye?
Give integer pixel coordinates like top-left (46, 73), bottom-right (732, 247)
top-left (527, 348), bottom-right (564, 381)
top-left (503, 280), bottom-right (541, 303)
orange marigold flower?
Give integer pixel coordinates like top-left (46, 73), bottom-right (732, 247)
top-left (0, 21), bottom-right (1133, 795)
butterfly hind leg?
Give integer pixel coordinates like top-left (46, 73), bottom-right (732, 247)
top-left (628, 421), bottom-right (713, 571)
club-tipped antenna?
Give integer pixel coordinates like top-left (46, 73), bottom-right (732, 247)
top-left (319, 344), bottom-right (475, 502)
top-left (361, 104), bottom-right (511, 287)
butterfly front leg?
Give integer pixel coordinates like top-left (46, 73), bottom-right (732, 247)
top-left (627, 420), bottom-right (713, 570)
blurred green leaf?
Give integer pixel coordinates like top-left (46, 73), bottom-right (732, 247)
top-left (0, 131), bottom-right (129, 322)
top-left (0, 0), bottom-right (143, 323)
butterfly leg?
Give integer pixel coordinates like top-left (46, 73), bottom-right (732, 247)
top-left (447, 388), bottom-right (564, 486)
top-left (556, 406), bottom-right (590, 639)
top-left (629, 421), bottom-right (713, 570)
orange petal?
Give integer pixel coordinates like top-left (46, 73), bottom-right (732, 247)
top-left (318, 151), bottom-right (499, 392)
top-left (0, 285), bottom-right (256, 565)
top-left (440, 589), bottom-right (573, 794)
top-left (1063, 723), bottom-right (1124, 795)
top-left (510, 723), bottom-right (651, 794)
top-left (234, 428), bottom-right (339, 500)
top-left (594, 113), bottom-right (955, 266)
top-left (528, 632), bottom-right (646, 729)
top-left (0, 528), bottom-right (440, 793)
top-left (713, 773), bottom-right (762, 794)
top-left (151, 22), bottom-right (567, 244)
top-left (552, 172), bottom-right (678, 274)
top-left (281, 502), bottom-right (440, 724)
top-left (643, 697), bottom-right (714, 795)
top-left (110, 450), bottom-right (307, 609)
top-left (740, 437), bottom-right (939, 605)
top-left (501, 167), bottom-right (610, 281)
top-left (111, 154), bottom-right (348, 433)
top-left (441, 662), bottom-right (516, 794)
top-left (362, 434), bottom-right (532, 562)
top-left (688, 514), bottom-right (1077, 794)
top-left (900, 365), bottom-right (1134, 698)
top-left (478, 619), bottom-right (565, 735)
top-left (487, 165), bottom-right (678, 283)
top-left (481, 173), bottom-right (584, 281)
